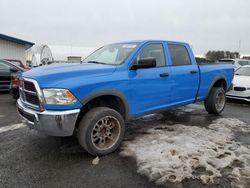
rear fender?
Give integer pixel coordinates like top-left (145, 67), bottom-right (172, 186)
top-left (206, 76), bottom-right (227, 98)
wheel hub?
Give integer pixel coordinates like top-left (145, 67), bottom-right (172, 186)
top-left (100, 127), bottom-right (106, 135)
top-left (91, 116), bottom-right (121, 151)
top-left (215, 91), bottom-right (225, 112)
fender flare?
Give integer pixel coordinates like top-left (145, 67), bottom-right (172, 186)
top-left (81, 89), bottom-right (130, 119)
top-left (206, 76), bottom-right (227, 98)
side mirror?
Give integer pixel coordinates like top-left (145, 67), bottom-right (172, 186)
top-left (131, 57), bottom-right (156, 70)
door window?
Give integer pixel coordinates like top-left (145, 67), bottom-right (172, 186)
top-left (135, 44), bottom-right (166, 67)
top-left (168, 44), bottom-right (191, 66)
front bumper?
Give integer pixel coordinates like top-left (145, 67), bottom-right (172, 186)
top-left (17, 99), bottom-right (80, 136)
top-left (226, 90), bottom-right (250, 102)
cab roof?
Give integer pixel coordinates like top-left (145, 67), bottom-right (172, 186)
top-left (113, 40), bottom-right (189, 46)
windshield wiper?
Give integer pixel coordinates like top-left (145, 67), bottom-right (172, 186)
top-left (87, 61), bottom-right (106, 65)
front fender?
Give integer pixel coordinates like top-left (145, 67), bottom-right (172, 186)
top-left (81, 89), bottom-right (130, 119)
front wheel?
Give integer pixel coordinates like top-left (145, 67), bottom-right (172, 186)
top-left (204, 87), bottom-right (226, 114)
top-left (78, 107), bottom-right (125, 156)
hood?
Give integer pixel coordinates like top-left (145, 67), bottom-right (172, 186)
top-left (23, 63), bottom-right (116, 88)
top-left (233, 75), bottom-right (250, 88)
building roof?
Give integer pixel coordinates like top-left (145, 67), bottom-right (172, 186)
top-left (0, 33), bottom-right (34, 49)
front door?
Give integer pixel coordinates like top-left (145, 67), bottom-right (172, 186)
top-left (129, 43), bottom-right (172, 116)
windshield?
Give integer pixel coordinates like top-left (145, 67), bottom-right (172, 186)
top-left (84, 43), bottom-right (138, 65)
top-left (238, 61), bottom-right (250, 66)
top-left (235, 67), bottom-right (250, 76)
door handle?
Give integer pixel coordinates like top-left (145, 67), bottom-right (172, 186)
top-left (160, 73), bottom-right (169, 77)
top-left (190, 70), bottom-right (198, 74)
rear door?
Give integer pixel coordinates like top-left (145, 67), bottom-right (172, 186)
top-left (0, 61), bottom-right (11, 90)
top-left (166, 43), bottom-right (199, 104)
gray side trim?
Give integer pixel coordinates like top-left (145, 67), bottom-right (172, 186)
top-left (206, 76), bottom-right (227, 98)
top-left (81, 89), bottom-right (130, 119)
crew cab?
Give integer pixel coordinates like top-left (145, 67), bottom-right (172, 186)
top-left (17, 40), bottom-right (234, 156)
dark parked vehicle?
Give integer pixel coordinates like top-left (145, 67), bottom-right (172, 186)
top-left (4, 59), bottom-right (31, 70)
top-left (0, 59), bottom-right (24, 92)
top-left (10, 71), bottom-right (23, 99)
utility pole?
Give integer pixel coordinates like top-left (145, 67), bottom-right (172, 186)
top-left (238, 40), bottom-right (241, 58)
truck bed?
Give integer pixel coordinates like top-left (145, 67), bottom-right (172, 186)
top-left (197, 63), bottom-right (234, 101)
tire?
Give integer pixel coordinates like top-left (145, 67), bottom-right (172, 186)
top-left (204, 87), bottom-right (226, 114)
top-left (78, 107), bottom-right (125, 156)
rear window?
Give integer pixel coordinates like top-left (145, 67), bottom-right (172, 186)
top-left (218, 59), bottom-right (235, 63)
top-left (168, 44), bottom-right (191, 66)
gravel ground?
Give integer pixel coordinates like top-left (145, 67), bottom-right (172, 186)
top-left (0, 92), bottom-right (249, 188)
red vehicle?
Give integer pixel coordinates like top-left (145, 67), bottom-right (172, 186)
top-left (4, 59), bottom-right (31, 70)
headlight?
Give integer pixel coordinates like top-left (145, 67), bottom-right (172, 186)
top-left (42, 89), bottom-right (77, 105)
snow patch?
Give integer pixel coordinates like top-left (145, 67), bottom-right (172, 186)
top-left (92, 156), bottom-right (100, 165)
top-left (0, 115), bottom-right (5, 118)
top-left (0, 123), bottom-right (25, 134)
top-left (120, 118), bottom-right (250, 187)
top-left (139, 113), bottom-right (163, 122)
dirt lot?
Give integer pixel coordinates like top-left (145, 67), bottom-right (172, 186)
top-left (0, 92), bottom-right (250, 188)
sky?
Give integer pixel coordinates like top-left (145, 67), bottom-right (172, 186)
top-left (0, 0), bottom-right (250, 55)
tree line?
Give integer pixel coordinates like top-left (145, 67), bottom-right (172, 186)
top-left (196, 51), bottom-right (240, 63)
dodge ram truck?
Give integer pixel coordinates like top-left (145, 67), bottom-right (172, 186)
top-left (17, 40), bottom-right (234, 155)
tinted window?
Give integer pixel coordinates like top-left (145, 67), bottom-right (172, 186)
top-left (135, 44), bottom-right (165, 67)
top-left (168, 44), bottom-right (191, 66)
top-left (218, 59), bottom-right (235, 63)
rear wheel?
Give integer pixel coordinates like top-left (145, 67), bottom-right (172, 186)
top-left (78, 107), bottom-right (125, 156)
top-left (204, 87), bottom-right (226, 114)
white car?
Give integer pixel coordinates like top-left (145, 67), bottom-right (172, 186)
top-left (227, 65), bottom-right (250, 101)
top-left (219, 59), bottom-right (250, 70)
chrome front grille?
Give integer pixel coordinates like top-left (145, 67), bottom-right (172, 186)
top-left (19, 78), bottom-right (44, 111)
top-left (24, 81), bottom-right (36, 92)
top-left (25, 92), bottom-right (40, 106)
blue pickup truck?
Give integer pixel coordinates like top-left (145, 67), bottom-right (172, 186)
top-left (17, 40), bottom-right (234, 155)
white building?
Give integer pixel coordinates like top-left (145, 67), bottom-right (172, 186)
top-left (48, 45), bottom-right (97, 61)
top-left (0, 33), bottom-right (34, 64)
top-left (26, 45), bottom-right (97, 66)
